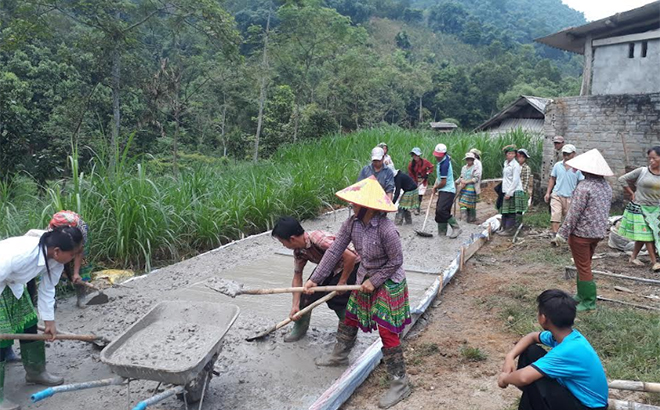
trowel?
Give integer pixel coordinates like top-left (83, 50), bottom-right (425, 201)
top-left (80, 281), bottom-right (110, 306)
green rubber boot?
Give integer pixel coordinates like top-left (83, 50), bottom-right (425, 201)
top-left (21, 341), bottom-right (63, 386)
top-left (437, 223), bottom-right (447, 236)
top-left (468, 208), bottom-right (477, 223)
top-left (576, 280), bottom-right (597, 312)
top-left (447, 217), bottom-right (462, 239)
top-left (0, 361), bottom-right (21, 410)
top-left (284, 311), bottom-right (311, 342)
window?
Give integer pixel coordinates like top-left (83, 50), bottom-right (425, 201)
top-left (628, 43), bottom-right (635, 58)
top-left (642, 41), bottom-right (648, 58)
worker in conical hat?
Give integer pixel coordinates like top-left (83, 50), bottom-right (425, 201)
top-left (557, 149), bottom-right (613, 311)
top-left (304, 176), bottom-right (412, 409)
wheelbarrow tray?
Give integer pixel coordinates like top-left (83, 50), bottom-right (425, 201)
top-left (100, 300), bottom-right (239, 386)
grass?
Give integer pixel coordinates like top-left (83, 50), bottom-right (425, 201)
top-left (460, 346), bottom-right (488, 362)
top-left (1, 126), bottom-right (541, 272)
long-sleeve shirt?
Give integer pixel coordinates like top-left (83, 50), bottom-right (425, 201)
top-left (358, 164), bottom-right (395, 194)
top-left (408, 158), bottom-right (434, 183)
top-left (520, 163), bottom-right (532, 193)
top-left (310, 213), bottom-right (405, 288)
top-left (0, 235), bottom-right (64, 321)
top-left (393, 172), bottom-right (418, 204)
top-left (383, 154), bottom-right (396, 173)
top-left (457, 164), bottom-right (482, 194)
top-left (559, 176), bottom-right (612, 239)
top-left (293, 230), bottom-right (359, 276)
top-left (502, 159), bottom-right (522, 197)
top-left (618, 166), bottom-right (660, 206)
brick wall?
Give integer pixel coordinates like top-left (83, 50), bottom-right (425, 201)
top-left (542, 93), bottom-right (660, 202)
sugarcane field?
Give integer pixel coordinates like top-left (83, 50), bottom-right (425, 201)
top-left (2, 1), bottom-right (660, 410)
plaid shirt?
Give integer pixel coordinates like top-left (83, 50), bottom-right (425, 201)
top-left (294, 231), bottom-right (358, 276)
top-left (311, 213), bottom-right (405, 288)
top-left (559, 176), bottom-right (612, 239)
top-left (520, 163), bottom-right (532, 193)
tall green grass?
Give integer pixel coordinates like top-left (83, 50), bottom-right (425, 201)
top-left (0, 126), bottom-right (540, 271)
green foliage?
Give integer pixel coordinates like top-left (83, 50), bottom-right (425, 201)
top-left (460, 346), bottom-right (488, 362)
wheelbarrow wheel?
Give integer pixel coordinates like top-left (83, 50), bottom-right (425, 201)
top-left (178, 355), bottom-right (217, 403)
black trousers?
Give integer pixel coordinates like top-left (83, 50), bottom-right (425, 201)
top-left (518, 345), bottom-right (605, 410)
top-left (434, 191), bottom-right (455, 223)
top-left (301, 263), bottom-right (359, 312)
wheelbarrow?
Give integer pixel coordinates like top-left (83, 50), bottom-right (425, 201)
top-left (31, 300), bottom-right (240, 410)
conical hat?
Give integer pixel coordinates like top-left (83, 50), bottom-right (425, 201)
top-left (565, 149), bottom-right (613, 176)
top-left (336, 176), bottom-right (397, 212)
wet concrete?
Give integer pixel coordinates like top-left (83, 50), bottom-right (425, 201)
top-left (5, 209), bottom-right (488, 409)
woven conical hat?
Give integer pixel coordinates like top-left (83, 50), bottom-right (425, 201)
top-left (565, 149), bottom-right (613, 177)
top-left (336, 176), bottom-right (397, 212)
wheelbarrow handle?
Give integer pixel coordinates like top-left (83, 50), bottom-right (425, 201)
top-left (0, 333), bottom-right (100, 342)
top-left (240, 285), bottom-right (362, 295)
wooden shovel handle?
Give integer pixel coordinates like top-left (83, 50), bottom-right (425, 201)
top-left (275, 291), bottom-right (338, 330)
top-left (80, 281), bottom-right (101, 291)
top-left (241, 285), bottom-right (362, 295)
top-left (0, 333), bottom-right (100, 342)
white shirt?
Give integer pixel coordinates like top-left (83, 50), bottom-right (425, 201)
top-left (502, 159), bottom-right (523, 196)
top-left (383, 154), bottom-right (396, 173)
top-left (0, 235), bottom-right (64, 321)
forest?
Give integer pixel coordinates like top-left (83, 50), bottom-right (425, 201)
top-left (0, 0), bottom-right (586, 181)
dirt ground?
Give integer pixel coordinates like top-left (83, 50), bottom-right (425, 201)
top-left (343, 226), bottom-right (660, 410)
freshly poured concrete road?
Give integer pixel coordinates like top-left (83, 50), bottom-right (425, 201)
top-left (6, 209), bottom-right (487, 410)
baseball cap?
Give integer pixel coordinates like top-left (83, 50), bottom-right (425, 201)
top-left (371, 147), bottom-right (385, 161)
top-left (464, 152), bottom-right (475, 160)
top-left (562, 144), bottom-right (576, 154)
top-left (433, 143), bottom-right (447, 158)
top-left (553, 136), bottom-right (565, 143)
top-left (517, 148), bottom-right (530, 158)
top-left (410, 147), bottom-right (422, 156)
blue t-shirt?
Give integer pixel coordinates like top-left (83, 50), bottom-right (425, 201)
top-left (531, 330), bottom-right (608, 408)
top-left (436, 156), bottom-right (455, 194)
top-left (551, 161), bottom-right (584, 197)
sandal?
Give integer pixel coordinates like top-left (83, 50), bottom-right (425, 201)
top-left (630, 258), bottom-right (646, 266)
top-left (652, 262), bottom-right (660, 272)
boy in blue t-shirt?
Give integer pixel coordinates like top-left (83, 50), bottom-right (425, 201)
top-left (498, 289), bottom-right (608, 410)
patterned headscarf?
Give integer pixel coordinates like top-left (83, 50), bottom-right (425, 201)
top-left (48, 210), bottom-right (88, 244)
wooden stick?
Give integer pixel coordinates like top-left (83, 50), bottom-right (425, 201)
top-left (565, 266), bottom-right (660, 286)
top-left (597, 296), bottom-right (660, 311)
top-left (246, 291), bottom-right (338, 341)
top-left (608, 399), bottom-right (660, 410)
top-left (0, 333), bottom-right (101, 342)
top-left (239, 284), bottom-right (362, 296)
top-left (37, 325), bottom-right (111, 345)
top-left (609, 380), bottom-right (660, 393)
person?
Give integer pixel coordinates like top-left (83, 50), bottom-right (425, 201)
top-left (499, 145), bottom-right (525, 236)
top-left (393, 170), bottom-right (418, 225)
top-left (498, 289), bottom-right (608, 410)
top-left (552, 135), bottom-right (566, 166)
top-left (0, 226), bottom-right (83, 409)
top-left (544, 144), bottom-right (584, 239)
top-left (304, 177), bottom-right (412, 409)
top-left (408, 147), bottom-right (433, 214)
top-left (377, 142), bottom-right (396, 173)
top-left (556, 149), bottom-right (613, 310)
top-left (469, 148), bottom-right (483, 178)
top-left (432, 143), bottom-right (462, 238)
top-left (358, 147), bottom-right (395, 199)
top-left (271, 217), bottom-right (359, 342)
top-left (456, 152), bottom-right (481, 223)
top-left (618, 146), bottom-right (660, 272)
top-left (516, 148), bottom-right (533, 226)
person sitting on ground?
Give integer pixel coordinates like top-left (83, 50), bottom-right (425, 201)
top-left (393, 170), bottom-right (418, 225)
top-left (0, 226), bottom-right (84, 410)
top-left (272, 217), bottom-right (359, 342)
top-left (497, 289), bottom-right (608, 410)
top-left (378, 142), bottom-right (396, 173)
top-left (304, 177), bottom-right (412, 409)
top-left (432, 143), bottom-right (462, 238)
top-left (544, 144), bottom-right (583, 241)
top-left (358, 147), bottom-right (395, 200)
top-left (557, 149), bottom-right (613, 310)
top-left (408, 147), bottom-right (433, 214)
top-left (618, 146), bottom-right (660, 272)
top-left (456, 152), bottom-right (481, 224)
top-left (499, 145), bottom-right (525, 236)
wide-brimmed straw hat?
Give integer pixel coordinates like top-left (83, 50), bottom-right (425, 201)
top-left (336, 176), bottom-right (397, 212)
top-left (565, 149), bottom-right (613, 176)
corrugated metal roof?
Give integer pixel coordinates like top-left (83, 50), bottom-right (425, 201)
top-left (429, 122), bottom-right (458, 129)
top-left (535, 1), bottom-right (660, 54)
top-left (484, 118), bottom-right (545, 135)
top-left (474, 96), bottom-right (551, 132)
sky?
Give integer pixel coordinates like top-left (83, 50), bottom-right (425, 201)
top-left (562, 0), bottom-right (656, 21)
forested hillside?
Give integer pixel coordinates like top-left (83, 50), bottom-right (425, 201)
top-left (0, 0), bottom-right (586, 181)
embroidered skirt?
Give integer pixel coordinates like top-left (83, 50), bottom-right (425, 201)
top-left (346, 279), bottom-right (411, 334)
top-left (500, 191), bottom-right (528, 214)
top-left (0, 287), bottom-right (39, 348)
top-left (458, 184), bottom-right (478, 210)
top-left (398, 189), bottom-right (419, 210)
top-left (619, 202), bottom-right (660, 250)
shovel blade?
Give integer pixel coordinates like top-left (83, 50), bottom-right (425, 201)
top-left (414, 230), bottom-right (434, 238)
top-left (84, 292), bottom-right (109, 306)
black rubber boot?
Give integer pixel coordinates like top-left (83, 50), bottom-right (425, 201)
top-left (378, 346), bottom-right (411, 409)
top-left (403, 210), bottom-right (412, 225)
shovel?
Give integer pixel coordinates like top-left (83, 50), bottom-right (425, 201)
top-left (0, 333), bottom-right (106, 343)
top-left (80, 281), bottom-right (109, 306)
top-left (415, 190), bottom-right (435, 238)
top-left (205, 279), bottom-right (361, 298)
top-left (37, 325), bottom-right (111, 349)
top-left (246, 291), bottom-right (337, 341)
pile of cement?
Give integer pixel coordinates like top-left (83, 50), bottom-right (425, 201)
top-left (207, 277), bottom-right (244, 298)
top-left (109, 322), bottom-right (216, 371)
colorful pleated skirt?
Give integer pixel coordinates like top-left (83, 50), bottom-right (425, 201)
top-left (500, 191), bottom-right (528, 215)
top-left (398, 189), bottom-right (419, 210)
top-left (619, 202), bottom-right (660, 249)
top-left (346, 279), bottom-right (411, 334)
top-left (0, 287), bottom-right (38, 348)
top-left (458, 184), bottom-right (478, 210)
